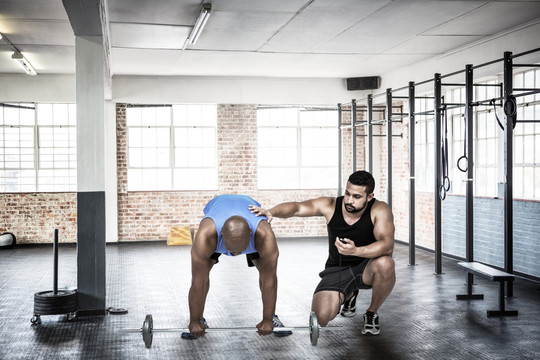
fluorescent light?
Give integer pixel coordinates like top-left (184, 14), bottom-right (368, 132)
top-left (12, 51), bottom-right (38, 76)
top-left (182, 3), bottom-right (212, 50)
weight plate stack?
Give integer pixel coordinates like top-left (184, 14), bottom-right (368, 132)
top-left (34, 290), bottom-right (78, 315)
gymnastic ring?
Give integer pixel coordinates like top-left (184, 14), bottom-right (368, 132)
top-left (457, 156), bottom-right (468, 173)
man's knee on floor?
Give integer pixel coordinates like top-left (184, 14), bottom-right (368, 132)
top-left (312, 307), bottom-right (334, 327)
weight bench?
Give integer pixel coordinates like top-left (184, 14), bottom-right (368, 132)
top-left (456, 261), bottom-right (518, 317)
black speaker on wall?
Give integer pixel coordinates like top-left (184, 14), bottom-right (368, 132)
top-left (346, 76), bottom-right (380, 91)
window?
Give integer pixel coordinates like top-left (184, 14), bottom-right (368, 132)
top-left (0, 103), bottom-right (77, 192)
top-left (474, 80), bottom-right (499, 197)
top-left (257, 107), bottom-right (338, 189)
top-left (126, 104), bottom-right (217, 191)
top-left (448, 87), bottom-right (466, 195)
top-left (514, 69), bottom-right (540, 199)
top-left (414, 96), bottom-right (434, 192)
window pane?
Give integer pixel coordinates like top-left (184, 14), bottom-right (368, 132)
top-left (513, 167), bottom-right (523, 198)
top-left (257, 107), bottom-right (337, 189)
top-left (300, 167), bottom-right (337, 188)
top-left (173, 168), bottom-right (217, 190)
top-left (128, 104), bottom-right (217, 191)
top-left (523, 167), bottom-right (534, 198)
top-left (258, 167), bottom-right (298, 189)
top-left (523, 135), bottom-right (534, 164)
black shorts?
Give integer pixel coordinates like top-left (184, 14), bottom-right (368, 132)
top-left (314, 259), bottom-right (371, 301)
top-left (210, 252), bottom-right (260, 267)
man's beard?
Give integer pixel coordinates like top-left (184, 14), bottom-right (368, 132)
top-left (345, 201), bottom-right (367, 214)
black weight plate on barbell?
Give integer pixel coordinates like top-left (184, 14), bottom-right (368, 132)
top-left (142, 314), bottom-right (153, 348)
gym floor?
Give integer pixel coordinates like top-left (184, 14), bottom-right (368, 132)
top-left (0, 238), bottom-right (538, 360)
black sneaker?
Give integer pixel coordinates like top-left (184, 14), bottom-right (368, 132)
top-left (272, 314), bottom-right (292, 337)
top-left (181, 318), bottom-right (208, 339)
top-left (340, 290), bottom-right (359, 317)
top-left (361, 311), bottom-right (380, 335)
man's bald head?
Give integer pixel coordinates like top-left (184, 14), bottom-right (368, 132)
top-left (222, 215), bottom-right (251, 255)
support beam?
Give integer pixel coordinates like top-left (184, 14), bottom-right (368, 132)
top-left (367, 95), bottom-right (373, 173)
top-left (464, 64), bottom-right (475, 293)
top-left (408, 82), bottom-right (416, 266)
top-left (75, 36), bottom-right (107, 316)
top-left (351, 99), bottom-right (357, 172)
top-left (503, 51), bottom-right (515, 297)
top-left (338, 103), bottom-right (343, 196)
top-left (386, 89), bottom-right (393, 209)
top-left (434, 73), bottom-right (443, 275)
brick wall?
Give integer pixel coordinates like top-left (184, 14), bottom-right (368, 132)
top-left (0, 101), bottom-right (435, 250)
top-left (0, 193), bottom-right (77, 243)
top-left (116, 104), bottom-right (335, 241)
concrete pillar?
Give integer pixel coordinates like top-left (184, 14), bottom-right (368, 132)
top-left (76, 35), bottom-right (107, 315)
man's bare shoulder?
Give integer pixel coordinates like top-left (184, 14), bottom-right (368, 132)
top-left (307, 196), bottom-right (336, 221)
top-left (192, 218), bottom-right (217, 257)
top-left (311, 196), bottom-right (336, 209)
top-left (371, 199), bottom-right (394, 218)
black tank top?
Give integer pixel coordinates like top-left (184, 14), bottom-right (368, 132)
top-left (325, 196), bottom-right (376, 268)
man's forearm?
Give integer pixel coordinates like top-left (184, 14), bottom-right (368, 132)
top-left (188, 283), bottom-right (206, 321)
top-left (260, 274), bottom-right (277, 321)
top-left (353, 238), bottom-right (394, 258)
top-left (269, 202), bottom-right (299, 219)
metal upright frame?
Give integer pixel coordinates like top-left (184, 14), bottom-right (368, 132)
top-left (351, 99), bottom-right (357, 173)
top-left (367, 95), bottom-right (374, 173)
top-left (503, 52), bottom-right (515, 297)
top-left (408, 82), bottom-right (416, 266)
top-left (434, 73), bottom-right (443, 274)
top-left (335, 48), bottom-right (540, 281)
top-left (464, 64), bottom-right (475, 293)
top-left (386, 89), bottom-right (393, 209)
top-left (337, 103), bottom-right (343, 197)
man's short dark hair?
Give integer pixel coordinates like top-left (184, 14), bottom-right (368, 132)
top-left (348, 170), bottom-right (375, 194)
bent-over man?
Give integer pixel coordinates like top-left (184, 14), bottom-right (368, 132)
top-left (186, 194), bottom-right (292, 339)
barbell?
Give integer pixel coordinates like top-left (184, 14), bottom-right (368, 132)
top-left (120, 311), bottom-right (338, 348)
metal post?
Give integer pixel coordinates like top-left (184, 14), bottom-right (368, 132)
top-left (352, 99), bottom-right (357, 172)
top-left (53, 228), bottom-right (59, 295)
top-left (338, 103), bottom-right (343, 196)
top-left (386, 89), bottom-right (393, 209)
top-left (465, 64), bottom-right (475, 292)
top-left (408, 82), bottom-right (416, 266)
top-left (503, 51), bottom-right (515, 297)
top-left (434, 74), bottom-right (443, 274)
top-left (367, 95), bottom-right (373, 173)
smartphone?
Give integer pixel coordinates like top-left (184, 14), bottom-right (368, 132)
top-left (339, 237), bottom-right (347, 244)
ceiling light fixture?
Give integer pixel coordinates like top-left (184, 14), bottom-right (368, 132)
top-left (182, 3), bottom-right (212, 50)
top-left (12, 51), bottom-right (38, 76)
top-left (1, 32), bottom-right (38, 76)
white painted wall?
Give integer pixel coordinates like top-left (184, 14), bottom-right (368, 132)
top-left (112, 76), bottom-right (358, 105)
top-left (0, 75), bottom-right (75, 103)
top-left (76, 36), bottom-right (106, 193)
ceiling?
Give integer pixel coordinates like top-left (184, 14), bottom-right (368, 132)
top-left (0, 0), bottom-right (539, 79)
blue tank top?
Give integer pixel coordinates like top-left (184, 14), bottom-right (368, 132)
top-left (202, 194), bottom-right (267, 256)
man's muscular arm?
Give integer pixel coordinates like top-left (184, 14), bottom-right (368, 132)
top-left (249, 197), bottom-right (335, 223)
top-left (253, 220), bottom-right (279, 335)
top-left (335, 201), bottom-right (395, 258)
top-left (188, 219), bottom-right (216, 337)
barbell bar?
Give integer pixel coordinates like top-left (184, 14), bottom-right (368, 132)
top-left (120, 311), bottom-right (339, 348)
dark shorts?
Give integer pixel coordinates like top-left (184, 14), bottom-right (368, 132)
top-left (314, 258), bottom-right (371, 301)
top-left (210, 252), bottom-right (260, 267)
